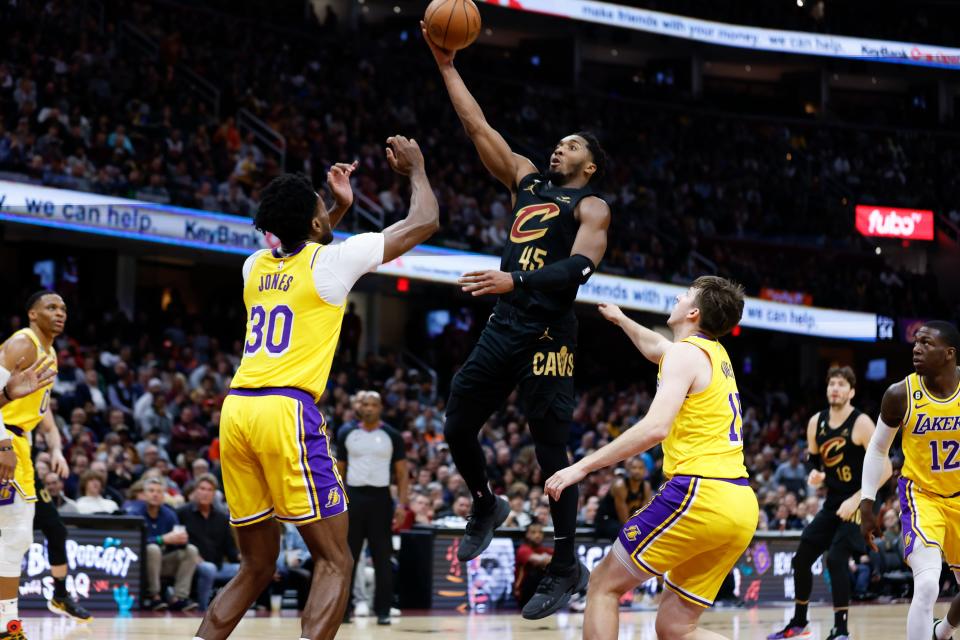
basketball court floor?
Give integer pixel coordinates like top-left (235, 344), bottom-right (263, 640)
top-left (18, 602), bottom-right (951, 639)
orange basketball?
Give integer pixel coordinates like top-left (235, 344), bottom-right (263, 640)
top-left (424, 0), bottom-right (482, 51)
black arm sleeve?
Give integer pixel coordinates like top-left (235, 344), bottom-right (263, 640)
top-left (805, 453), bottom-right (822, 473)
top-left (510, 254), bottom-right (596, 292)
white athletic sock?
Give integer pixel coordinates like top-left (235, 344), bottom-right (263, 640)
top-left (936, 619), bottom-right (957, 640)
top-left (0, 598), bottom-right (18, 627)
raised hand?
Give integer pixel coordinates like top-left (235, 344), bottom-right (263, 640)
top-left (385, 135), bottom-right (425, 176)
top-left (421, 20), bottom-right (455, 67)
top-left (3, 355), bottom-right (56, 401)
top-left (327, 161), bottom-right (358, 208)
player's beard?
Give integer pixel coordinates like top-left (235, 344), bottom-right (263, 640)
top-left (544, 168), bottom-right (567, 185)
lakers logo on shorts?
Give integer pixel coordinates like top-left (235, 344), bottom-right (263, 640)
top-left (623, 524), bottom-right (641, 541)
top-left (0, 484), bottom-right (14, 506)
top-left (325, 487), bottom-right (342, 509)
top-left (904, 532), bottom-right (912, 547)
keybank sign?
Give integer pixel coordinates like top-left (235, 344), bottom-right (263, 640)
top-left (0, 180), bottom-right (879, 341)
top-left (0, 180), bottom-right (267, 254)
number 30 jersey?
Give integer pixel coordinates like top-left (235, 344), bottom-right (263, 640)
top-left (658, 336), bottom-right (748, 480)
top-left (901, 371), bottom-right (960, 497)
top-left (499, 173), bottom-right (600, 317)
top-left (231, 233), bottom-right (383, 401)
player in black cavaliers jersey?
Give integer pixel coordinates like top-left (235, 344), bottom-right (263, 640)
top-left (769, 367), bottom-right (890, 640)
top-left (595, 457), bottom-right (653, 540)
top-left (423, 24), bottom-right (612, 620)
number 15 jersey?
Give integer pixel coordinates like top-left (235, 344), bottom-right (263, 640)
top-left (658, 336), bottom-right (748, 480)
top-left (901, 371), bottom-right (960, 497)
top-left (231, 233), bottom-right (384, 401)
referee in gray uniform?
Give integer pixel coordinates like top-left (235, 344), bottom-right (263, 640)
top-left (336, 391), bottom-right (409, 625)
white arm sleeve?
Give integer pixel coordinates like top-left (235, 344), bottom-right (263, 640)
top-left (861, 417), bottom-right (897, 501)
top-left (0, 366), bottom-right (9, 437)
top-left (242, 250), bottom-right (268, 285)
top-left (312, 233), bottom-right (385, 306)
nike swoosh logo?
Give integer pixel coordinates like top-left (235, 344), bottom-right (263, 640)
top-left (915, 403), bottom-right (929, 409)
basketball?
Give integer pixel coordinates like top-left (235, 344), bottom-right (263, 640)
top-left (424, 0), bottom-right (482, 51)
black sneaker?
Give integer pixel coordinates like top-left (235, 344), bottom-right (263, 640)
top-left (342, 608), bottom-right (352, 624)
top-left (457, 497), bottom-right (510, 562)
top-left (377, 615), bottom-right (391, 625)
top-left (145, 596), bottom-right (168, 611)
top-left (48, 596), bottom-right (94, 622)
top-left (169, 598), bottom-right (198, 612)
top-left (521, 560), bottom-right (589, 620)
top-left (824, 629), bottom-right (850, 640)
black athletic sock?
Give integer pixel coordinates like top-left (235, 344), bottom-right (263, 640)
top-left (793, 601), bottom-right (809, 626)
top-left (473, 488), bottom-right (495, 514)
top-left (834, 609), bottom-right (848, 634)
top-left (53, 576), bottom-right (67, 599)
top-left (550, 537), bottom-right (576, 574)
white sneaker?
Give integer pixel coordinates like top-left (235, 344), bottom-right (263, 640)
top-left (354, 602), bottom-right (370, 617)
top-left (390, 607), bottom-right (401, 617)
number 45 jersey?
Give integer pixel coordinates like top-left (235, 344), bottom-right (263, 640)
top-left (231, 234), bottom-right (384, 401)
top-left (498, 173), bottom-right (600, 317)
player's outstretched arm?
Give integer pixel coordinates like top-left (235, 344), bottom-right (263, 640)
top-left (544, 343), bottom-right (699, 499)
top-left (598, 303), bottom-right (670, 364)
top-left (421, 21), bottom-right (536, 191)
top-left (381, 136), bottom-right (440, 263)
top-left (859, 381), bottom-right (905, 547)
top-left (326, 161), bottom-right (358, 229)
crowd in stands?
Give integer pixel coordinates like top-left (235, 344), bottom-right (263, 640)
top-left (1, 0), bottom-right (958, 322)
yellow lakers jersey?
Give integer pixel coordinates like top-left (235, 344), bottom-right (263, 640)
top-left (659, 335), bottom-right (748, 479)
top-left (0, 328), bottom-right (56, 431)
top-left (231, 244), bottom-right (346, 400)
top-left (901, 372), bottom-right (960, 497)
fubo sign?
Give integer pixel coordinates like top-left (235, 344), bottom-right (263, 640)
top-left (855, 205), bottom-right (935, 240)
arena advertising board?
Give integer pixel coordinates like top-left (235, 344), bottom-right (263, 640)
top-left (854, 205), bottom-right (935, 241)
top-left (0, 180), bottom-right (267, 255)
top-left (20, 524), bottom-right (141, 612)
top-left (0, 180), bottom-right (878, 340)
top-left (430, 532), bottom-right (829, 610)
top-left (479, 0), bottom-right (960, 70)
top-left (379, 254), bottom-right (879, 341)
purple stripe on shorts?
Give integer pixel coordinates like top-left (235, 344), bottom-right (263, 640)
top-left (4, 424), bottom-right (24, 437)
top-left (618, 476), bottom-right (698, 559)
top-left (899, 476), bottom-right (939, 558)
top-left (300, 401), bottom-right (344, 519)
top-left (665, 576), bottom-right (713, 607)
top-left (231, 507), bottom-right (274, 526)
top-left (229, 387), bottom-right (316, 405)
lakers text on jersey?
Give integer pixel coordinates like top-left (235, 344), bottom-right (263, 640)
top-left (0, 328), bottom-right (56, 502)
top-left (616, 336), bottom-right (758, 607)
top-left (897, 372), bottom-right (960, 569)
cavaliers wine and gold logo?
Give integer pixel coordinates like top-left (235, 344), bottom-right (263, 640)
top-left (510, 203), bottom-right (560, 243)
top-left (820, 436), bottom-right (846, 467)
